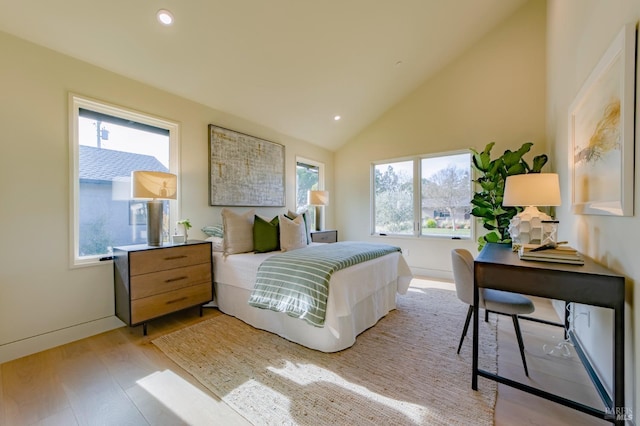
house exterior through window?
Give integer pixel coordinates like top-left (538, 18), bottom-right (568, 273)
top-left (372, 151), bottom-right (472, 239)
top-left (70, 95), bottom-right (178, 266)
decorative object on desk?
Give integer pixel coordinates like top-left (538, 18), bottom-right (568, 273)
top-left (308, 189), bottom-right (329, 231)
top-left (177, 219), bottom-right (192, 242)
top-left (208, 125), bottom-right (285, 207)
top-left (503, 173), bottom-right (561, 249)
top-left (541, 220), bottom-right (559, 246)
top-left (518, 244), bottom-right (584, 265)
top-left (569, 23), bottom-right (635, 217)
top-left (131, 170), bottom-right (177, 246)
top-left (470, 142), bottom-right (548, 250)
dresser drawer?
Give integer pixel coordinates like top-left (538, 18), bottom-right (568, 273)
top-left (130, 262), bottom-right (212, 300)
top-left (131, 282), bottom-right (212, 324)
top-left (129, 244), bottom-right (211, 276)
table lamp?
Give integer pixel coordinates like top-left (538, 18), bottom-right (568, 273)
top-left (503, 173), bottom-right (561, 246)
top-left (131, 170), bottom-right (177, 246)
top-left (308, 190), bottom-right (329, 231)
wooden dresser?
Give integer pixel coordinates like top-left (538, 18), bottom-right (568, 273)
top-left (113, 241), bottom-right (213, 335)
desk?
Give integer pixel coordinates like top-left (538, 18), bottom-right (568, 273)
top-left (472, 243), bottom-right (625, 424)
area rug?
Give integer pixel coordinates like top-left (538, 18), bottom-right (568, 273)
top-left (153, 286), bottom-right (498, 425)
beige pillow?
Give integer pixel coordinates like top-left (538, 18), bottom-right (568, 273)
top-left (221, 208), bottom-right (255, 254)
top-left (279, 214), bottom-right (308, 251)
top-left (287, 209), bottom-right (312, 244)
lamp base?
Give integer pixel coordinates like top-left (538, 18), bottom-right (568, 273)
top-left (508, 205), bottom-right (553, 248)
top-left (147, 200), bottom-right (163, 246)
top-left (315, 205), bottom-right (324, 231)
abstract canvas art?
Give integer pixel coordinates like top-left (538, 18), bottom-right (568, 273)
top-left (209, 125), bottom-right (285, 206)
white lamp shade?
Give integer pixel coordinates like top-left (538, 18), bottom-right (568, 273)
top-left (503, 173), bottom-right (561, 207)
top-left (131, 171), bottom-right (177, 200)
top-left (308, 190), bottom-right (329, 206)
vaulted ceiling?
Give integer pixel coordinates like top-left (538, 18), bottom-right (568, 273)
top-left (0, 0), bottom-right (528, 150)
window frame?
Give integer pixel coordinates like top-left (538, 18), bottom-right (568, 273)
top-left (370, 149), bottom-right (473, 240)
top-left (69, 94), bottom-right (180, 267)
top-left (295, 156), bottom-right (325, 211)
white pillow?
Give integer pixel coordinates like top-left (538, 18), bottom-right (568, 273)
top-left (221, 208), bottom-right (255, 254)
top-left (204, 236), bottom-right (224, 252)
top-left (279, 214), bottom-right (308, 251)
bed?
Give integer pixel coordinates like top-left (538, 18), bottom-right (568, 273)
top-left (212, 243), bottom-right (413, 352)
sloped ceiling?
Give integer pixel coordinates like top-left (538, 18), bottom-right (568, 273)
top-left (0, 0), bottom-right (528, 150)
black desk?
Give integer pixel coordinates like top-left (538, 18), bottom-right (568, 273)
top-left (473, 243), bottom-right (625, 424)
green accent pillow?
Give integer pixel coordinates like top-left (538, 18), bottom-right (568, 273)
top-left (253, 215), bottom-right (280, 253)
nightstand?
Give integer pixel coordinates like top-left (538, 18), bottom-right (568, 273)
top-left (113, 240), bottom-right (213, 335)
top-left (310, 229), bottom-right (338, 243)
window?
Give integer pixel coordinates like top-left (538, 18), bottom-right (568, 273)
top-left (70, 95), bottom-right (179, 266)
top-left (296, 157), bottom-right (324, 212)
top-left (372, 151), bottom-right (472, 239)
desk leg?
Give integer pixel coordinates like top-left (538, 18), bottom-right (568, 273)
top-left (613, 304), bottom-right (625, 425)
top-left (472, 280), bottom-right (479, 390)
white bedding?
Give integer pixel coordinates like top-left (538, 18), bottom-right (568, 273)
top-left (212, 245), bottom-right (412, 352)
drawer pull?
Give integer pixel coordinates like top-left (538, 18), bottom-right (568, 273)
top-left (166, 296), bottom-right (188, 305)
top-left (165, 276), bottom-right (188, 283)
top-left (164, 255), bottom-right (188, 260)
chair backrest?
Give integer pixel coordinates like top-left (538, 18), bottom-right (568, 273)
top-left (451, 248), bottom-right (483, 307)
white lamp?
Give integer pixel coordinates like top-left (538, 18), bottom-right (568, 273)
top-left (131, 171), bottom-right (177, 246)
top-left (308, 190), bottom-right (329, 231)
top-left (503, 173), bottom-right (561, 246)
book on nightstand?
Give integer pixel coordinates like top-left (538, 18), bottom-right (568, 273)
top-left (518, 244), bottom-right (584, 265)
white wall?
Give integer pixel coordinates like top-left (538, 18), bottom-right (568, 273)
top-left (547, 0), bottom-right (639, 416)
top-left (335, 0), bottom-right (547, 278)
top-left (0, 30), bottom-right (334, 363)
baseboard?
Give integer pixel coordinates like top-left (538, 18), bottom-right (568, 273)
top-left (0, 316), bottom-right (125, 364)
top-left (409, 267), bottom-right (453, 282)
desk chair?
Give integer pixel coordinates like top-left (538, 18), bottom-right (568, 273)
top-left (451, 248), bottom-right (535, 376)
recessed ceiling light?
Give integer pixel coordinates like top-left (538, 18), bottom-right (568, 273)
top-left (157, 9), bottom-right (174, 25)
top-left (334, 115), bottom-right (341, 121)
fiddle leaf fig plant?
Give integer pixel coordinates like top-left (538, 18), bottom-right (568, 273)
top-left (470, 142), bottom-right (548, 250)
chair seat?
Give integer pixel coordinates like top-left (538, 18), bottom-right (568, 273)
top-left (483, 289), bottom-right (535, 315)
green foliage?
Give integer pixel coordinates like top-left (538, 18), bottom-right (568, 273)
top-left (178, 219), bottom-right (192, 230)
top-left (425, 218), bottom-right (437, 228)
top-left (80, 215), bottom-right (112, 256)
top-left (296, 164), bottom-right (319, 207)
top-left (470, 142), bottom-right (548, 250)
top-left (374, 165), bottom-right (414, 234)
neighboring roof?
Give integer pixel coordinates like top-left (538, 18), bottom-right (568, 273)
top-left (79, 145), bottom-right (168, 182)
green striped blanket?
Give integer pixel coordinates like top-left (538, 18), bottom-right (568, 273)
top-left (247, 242), bottom-right (401, 327)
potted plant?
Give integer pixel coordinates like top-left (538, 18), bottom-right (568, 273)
top-left (470, 142), bottom-right (548, 250)
top-left (177, 219), bottom-right (192, 242)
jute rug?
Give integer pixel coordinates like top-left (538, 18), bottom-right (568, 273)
top-left (153, 285), bottom-right (498, 425)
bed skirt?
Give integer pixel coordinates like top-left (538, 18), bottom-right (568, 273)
top-left (214, 278), bottom-right (398, 352)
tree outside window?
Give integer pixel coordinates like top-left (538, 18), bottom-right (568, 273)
top-left (372, 152), bottom-right (471, 238)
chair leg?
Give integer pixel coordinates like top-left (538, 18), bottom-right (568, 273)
top-left (512, 315), bottom-right (529, 377)
top-left (457, 305), bottom-right (474, 354)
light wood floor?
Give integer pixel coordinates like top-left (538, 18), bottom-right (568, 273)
top-left (1, 278), bottom-right (609, 425)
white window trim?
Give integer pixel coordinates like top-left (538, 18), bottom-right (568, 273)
top-left (68, 94), bottom-right (180, 267)
top-left (370, 150), bottom-right (473, 239)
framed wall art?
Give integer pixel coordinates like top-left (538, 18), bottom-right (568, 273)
top-left (569, 23), bottom-right (636, 216)
top-left (208, 125), bottom-right (285, 206)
